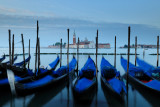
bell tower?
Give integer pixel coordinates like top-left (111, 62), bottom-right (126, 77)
top-left (73, 30), bottom-right (76, 45)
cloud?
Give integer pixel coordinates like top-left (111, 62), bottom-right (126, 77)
top-left (0, 6), bottom-right (17, 13)
top-left (0, 5), bottom-right (56, 17)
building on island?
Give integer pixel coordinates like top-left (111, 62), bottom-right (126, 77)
top-left (65, 31), bottom-right (110, 49)
top-left (98, 43), bottom-right (110, 48)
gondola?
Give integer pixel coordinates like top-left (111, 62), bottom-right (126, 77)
top-left (0, 55), bottom-right (18, 78)
top-left (0, 55), bottom-right (18, 75)
top-left (15, 56), bottom-right (77, 96)
top-left (121, 56), bottom-right (160, 96)
top-left (5, 55), bottom-right (32, 77)
top-left (101, 80), bottom-right (125, 107)
top-left (0, 56), bottom-right (60, 90)
top-left (3, 55), bottom-right (18, 64)
top-left (13, 55), bottom-right (31, 67)
top-left (100, 57), bottom-right (126, 101)
top-left (0, 54), bottom-right (5, 63)
top-left (136, 57), bottom-right (160, 80)
top-left (72, 56), bottom-right (97, 102)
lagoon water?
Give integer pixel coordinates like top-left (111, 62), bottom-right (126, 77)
top-left (0, 48), bottom-right (159, 107)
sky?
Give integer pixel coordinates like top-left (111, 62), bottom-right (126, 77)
top-left (0, 0), bottom-right (160, 47)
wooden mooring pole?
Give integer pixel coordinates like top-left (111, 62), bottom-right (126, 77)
top-left (9, 29), bottom-right (11, 66)
top-left (28, 39), bottom-right (30, 69)
top-left (35, 20), bottom-right (39, 75)
top-left (96, 30), bottom-right (98, 80)
top-left (12, 34), bottom-right (14, 65)
top-left (157, 36), bottom-right (159, 67)
top-left (114, 36), bottom-right (116, 68)
top-left (67, 29), bottom-right (69, 75)
top-left (127, 26), bottom-right (131, 107)
top-left (67, 29), bottom-right (70, 107)
top-left (60, 38), bottom-right (62, 67)
top-left (143, 48), bottom-right (145, 60)
top-left (76, 37), bottom-right (79, 74)
top-left (38, 38), bottom-right (40, 74)
top-left (135, 36), bottom-right (137, 66)
top-left (21, 34), bottom-right (25, 69)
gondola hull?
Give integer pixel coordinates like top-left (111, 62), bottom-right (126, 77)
top-left (16, 70), bottom-right (75, 96)
top-left (72, 77), bottom-right (97, 102)
top-left (101, 76), bottom-right (125, 102)
top-left (124, 73), bottom-right (160, 97)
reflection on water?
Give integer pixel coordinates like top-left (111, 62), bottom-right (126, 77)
top-left (27, 81), bottom-right (67, 107)
top-left (1, 48), bottom-right (160, 107)
top-left (73, 80), bottom-right (97, 106)
top-left (0, 91), bottom-right (11, 107)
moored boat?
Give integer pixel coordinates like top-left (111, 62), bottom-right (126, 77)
top-left (101, 57), bottom-right (126, 101)
top-left (0, 56), bottom-right (60, 91)
top-left (121, 56), bottom-right (160, 96)
top-left (72, 56), bottom-right (97, 102)
top-left (13, 55), bottom-right (31, 67)
top-left (15, 56), bottom-right (76, 96)
top-left (136, 57), bottom-right (160, 80)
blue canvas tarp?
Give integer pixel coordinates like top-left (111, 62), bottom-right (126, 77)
top-left (13, 55), bottom-right (31, 67)
top-left (108, 78), bottom-right (127, 94)
top-left (101, 57), bottom-right (120, 78)
top-left (35, 56), bottom-right (60, 76)
top-left (22, 57), bottom-right (77, 89)
top-left (145, 80), bottom-right (160, 91)
top-left (0, 76), bottom-right (23, 85)
top-left (49, 56), bottom-right (60, 69)
top-left (53, 57), bottom-right (77, 76)
top-left (79, 57), bottom-right (96, 78)
top-left (23, 75), bottom-right (54, 89)
top-left (101, 57), bottom-right (126, 94)
top-left (137, 57), bottom-right (160, 77)
top-left (121, 57), bottom-right (146, 77)
top-left (75, 77), bottom-right (94, 92)
top-left (121, 57), bottom-right (160, 92)
top-left (74, 57), bottom-right (96, 92)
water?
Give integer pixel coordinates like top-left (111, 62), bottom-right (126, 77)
top-left (0, 48), bottom-right (159, 107)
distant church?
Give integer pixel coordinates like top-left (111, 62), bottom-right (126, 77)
top-left (65, 31), bottom-right (110, 49)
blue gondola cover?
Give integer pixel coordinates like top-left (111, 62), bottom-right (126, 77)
top-left (101, 57), bottom-right (126, 94)
top-left (13, 55), bottom-right (31, 66)
top-left (74, 57), bottom-right (96, 92)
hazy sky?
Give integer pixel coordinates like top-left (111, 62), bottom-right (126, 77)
top-left (0, 0), bottom-right (160, 47)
